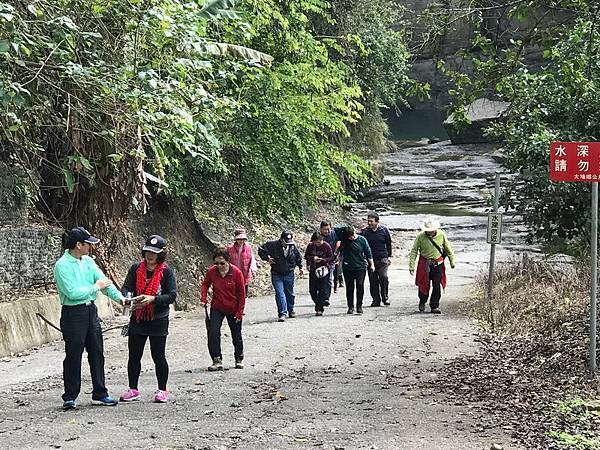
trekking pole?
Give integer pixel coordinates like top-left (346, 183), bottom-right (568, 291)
top-left (36, 312), bottom-right (61, 333)
top-left (36, 312), bottom-right (124, 335)
top-left (203, 304), bottom-right (211, 333)
top-left (203, 304), bottom-right (211, 354)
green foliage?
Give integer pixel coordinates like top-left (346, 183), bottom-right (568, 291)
top-left (0, 163), bottom-right (29, 207)
top-left (556, 398), bottom-right (588, 415)
top-left (545, 398), bottom-right (600, 449)
top-left (322, 0), bottom-right (429, 154)
top-left (0, 0), bottom-right (247, 228)
top-left (0, 0), bottom-right (417, 230)
top-left (547, 431), bottom-right (599, 450)
top-left (326, 0), bottom-right (427, 107)
top-left (168, 0), bottom-right (376, 218)
top-left (439, 1), bottom-right (600, 243)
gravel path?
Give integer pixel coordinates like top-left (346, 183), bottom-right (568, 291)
top-left (0, 245), bottom-right (521, 450)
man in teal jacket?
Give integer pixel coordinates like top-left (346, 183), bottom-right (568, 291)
top-left (54, 227), bottom-right (125, 410)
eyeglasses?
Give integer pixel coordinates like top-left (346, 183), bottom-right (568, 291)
top-left (214, 261), bottom-right (227, 266)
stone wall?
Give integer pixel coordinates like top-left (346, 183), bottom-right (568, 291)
top-left (0, 227), bottom-right (63, 292)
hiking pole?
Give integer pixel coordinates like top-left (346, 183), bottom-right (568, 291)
top-left (204, 304), bottom-right (211, 353)
top-left (36, 312), bottom-right (123, 335)
top-left (36, 312), bottom-right (61, 333)
top-left (203, 304), bottom-right (211, 332)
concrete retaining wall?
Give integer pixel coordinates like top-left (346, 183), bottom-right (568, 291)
top-left (0, 293), bottom-right (115, 357)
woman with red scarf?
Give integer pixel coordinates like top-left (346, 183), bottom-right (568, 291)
top-left (119, 235), bottom-right (177, 403)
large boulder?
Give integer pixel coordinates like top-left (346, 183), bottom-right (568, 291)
top-left (443, 98), bottom-right (509, 144)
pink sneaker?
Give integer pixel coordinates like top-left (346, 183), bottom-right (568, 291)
top-left (154, 390), bottom-right (169, 403)
top-left (120, 388), bottom-right (140, 402)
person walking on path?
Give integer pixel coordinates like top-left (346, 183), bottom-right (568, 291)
top-left (319, 221), bottom-right (343, 292)
top-left (119, 235), bottom-right (177, 404)
top-left (53, 227), bottom-right (125, 410)
top-left (258, 231), bottom-right (304, 322)
top-left (201, 247), bottom-right (246, 371)
top-left (304, 232), bottom-right (334, 316)
top-left (409, 217), bottom-right (456, 314)
top-left (226, 228), bottom-right (257, 297)
top-left (360, 213), bottom-right (392, 307)
top-left (335, 226), bottom-right (374, 315)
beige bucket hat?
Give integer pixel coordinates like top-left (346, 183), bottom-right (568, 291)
top-left (420, 217), bottom-right (441, 232)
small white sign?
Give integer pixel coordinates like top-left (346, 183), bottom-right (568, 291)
top-left (487, 213), bottom-right (503, 244)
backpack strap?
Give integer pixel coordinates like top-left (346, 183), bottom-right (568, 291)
top-left (426, 234), bottom-right (447, 259)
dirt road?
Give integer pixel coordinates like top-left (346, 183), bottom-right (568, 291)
top-left (0, 237), bottom-right (521, 450)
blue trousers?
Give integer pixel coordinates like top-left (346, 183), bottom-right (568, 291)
top-left (271, 271), bottom-right (295, 316)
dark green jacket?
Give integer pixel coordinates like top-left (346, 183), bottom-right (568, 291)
top-left (334, 227), bottom-right (372, 271)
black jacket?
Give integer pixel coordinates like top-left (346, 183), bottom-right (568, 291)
top-left (258, 240), bottom-right (303, 275)
top-left (121, 263), bottom-right (177, 320)
top-left (359, 226), bottom-right (392, 260)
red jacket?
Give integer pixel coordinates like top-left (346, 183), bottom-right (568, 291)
top-left (415, 255), bottom-right (446, 295)
top-left (201, 264), bottom-right (246, 320)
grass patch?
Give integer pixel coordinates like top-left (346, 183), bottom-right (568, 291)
top-left (470, 255), bottom-right (586, 335)
top-left (547, 431), bottom-right (600, 449)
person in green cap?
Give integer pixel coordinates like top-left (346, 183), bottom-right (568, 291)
top-left (54, 227), bottom-right (125, 410)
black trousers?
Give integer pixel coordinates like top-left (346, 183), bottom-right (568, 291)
top-left (60, 303), bottom-right (107, 401)
top-left (343, 269), bottom-right (367, 309)
top-left (418, 263), bottom-right (444, 309)
top-left (333, 263), bottom-right (344, 289)
top-left (127, 334), bottom-right (169, 391)
top-left (208, 309), bottom-right (243, 361)
top-left (368, 258), bottom-right (390, 305)
top-left (309, 271), bottom-right (331, 312)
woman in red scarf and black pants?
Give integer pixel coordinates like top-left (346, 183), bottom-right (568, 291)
top-left (120, 235), bottom-right (177, 403)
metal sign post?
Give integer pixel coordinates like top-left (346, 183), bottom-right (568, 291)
top-left (591, 182), bottom-right (598, 373)
top-left (487, 172), bottom-right (502, 329)
top-left (550, 141), bottom-right (600, 373)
